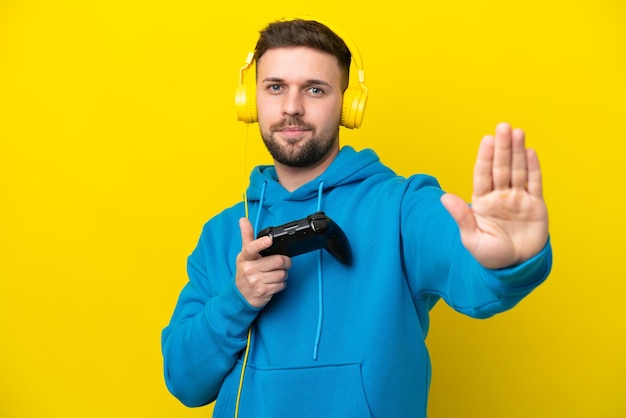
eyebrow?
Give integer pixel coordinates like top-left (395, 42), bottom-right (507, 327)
top-left (261, 77), bottom-right (333, 88)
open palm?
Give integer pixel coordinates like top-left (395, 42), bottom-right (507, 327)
top-left (441, 123), bottom-right (549, 269)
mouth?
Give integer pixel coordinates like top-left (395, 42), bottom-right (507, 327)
top-left (275, 126), bottom-right (311, 140)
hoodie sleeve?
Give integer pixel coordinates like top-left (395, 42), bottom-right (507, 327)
top-left (401, 175), bottom-right (552, 319)
top-left (161, 215), bottom-right (261, 407)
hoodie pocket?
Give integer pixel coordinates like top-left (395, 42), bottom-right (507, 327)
top-left (214, 362), bottom-right (372, 418)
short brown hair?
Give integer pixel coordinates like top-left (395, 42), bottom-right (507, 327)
top-left (254, 19), bottom-right (352, 85)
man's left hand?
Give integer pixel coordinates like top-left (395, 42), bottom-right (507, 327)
top-left (440, 122), bottom-right (549, 269)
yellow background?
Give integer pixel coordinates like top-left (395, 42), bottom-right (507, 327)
top-left (1, 0), bottom-right (624, 417)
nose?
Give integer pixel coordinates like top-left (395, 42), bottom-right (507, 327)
top-left (281, 89), bottom-right (304, 117)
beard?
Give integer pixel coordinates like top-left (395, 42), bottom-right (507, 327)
top-left (261, 117), bottom-right (340, 168)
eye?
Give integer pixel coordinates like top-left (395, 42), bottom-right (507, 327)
top-left (308, 86), bottom-right (324, 96)
top-left (267, 84), bottom-right (284, 94)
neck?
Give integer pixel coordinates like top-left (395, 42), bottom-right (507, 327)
top-left (274, 147), bottom-right (339, 192)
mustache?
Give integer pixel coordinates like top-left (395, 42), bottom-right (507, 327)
top-left (270, 117), bottom-right (314, 131)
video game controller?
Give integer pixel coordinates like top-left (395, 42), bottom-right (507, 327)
top-left (256, 212), bottom-right (352, 265)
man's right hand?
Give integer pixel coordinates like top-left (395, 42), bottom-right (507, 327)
top-left (235, 217), bottom-right (292, 308)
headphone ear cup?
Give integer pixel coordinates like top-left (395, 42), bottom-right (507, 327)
top-left (235, 62), bottom-right (258, 124)
top-left (341, 85), bottom-right (368, 129)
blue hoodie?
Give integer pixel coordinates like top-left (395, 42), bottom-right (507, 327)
top-left (161, 146), bottom-right (552, 417)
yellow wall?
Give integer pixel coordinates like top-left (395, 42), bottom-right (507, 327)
top-left (1, 1), bottom-right (624, 417)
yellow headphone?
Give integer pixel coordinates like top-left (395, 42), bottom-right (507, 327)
top-left (235, 17), bottom-right (368, 129)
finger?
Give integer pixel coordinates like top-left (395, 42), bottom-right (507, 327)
top-left (239, 217), bottom-right (255, 247)
top-left (473, 134), bottom-right (495, 197)
top-left (257, 253), bottom-right (293, 274)
top-left (239, 217), bottom-right (272, 260)
top-left (510, 128), bottom-right (528, 189)
top-left (526, 148), bottom-right (544, 198)
top-left (492, 122), bottom-right (513, 190)
top-left (260, 266), bottom-right (290, 285)
top-left (441, 193), bottom-right (477, 238)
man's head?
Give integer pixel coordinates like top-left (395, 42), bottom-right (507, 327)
top-left (253, 19), bottom-right (351, 169)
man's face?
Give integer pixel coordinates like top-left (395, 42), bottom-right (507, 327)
top-left (256, 46), bottom-right (344, 168)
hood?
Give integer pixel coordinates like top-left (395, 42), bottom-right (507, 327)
top-left (245, 146), bottom-right (393, 208)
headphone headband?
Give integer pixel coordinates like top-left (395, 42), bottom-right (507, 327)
top-left (235, 16), bottom-right (368, 129)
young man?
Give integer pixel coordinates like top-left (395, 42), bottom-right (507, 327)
top-left (161, 18), bottom-right (552, 417)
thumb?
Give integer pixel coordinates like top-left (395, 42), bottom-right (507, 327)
top-left (440, 193), bottom-right (477, 236)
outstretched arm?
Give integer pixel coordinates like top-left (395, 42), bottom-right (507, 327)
top-left (440, 122), bottom-right (549, 269)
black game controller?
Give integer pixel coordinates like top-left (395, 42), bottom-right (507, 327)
top-left (256, 212), bottom-right (352, 265)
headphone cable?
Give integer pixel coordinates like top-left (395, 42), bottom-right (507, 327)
top-left (235, 123), bottom-right (252, 418)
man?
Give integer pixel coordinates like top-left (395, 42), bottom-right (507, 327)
top-left (161, 18), bottom-right (552, 417)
